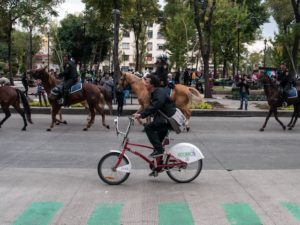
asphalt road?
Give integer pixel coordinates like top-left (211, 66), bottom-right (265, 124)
top-left (1, 115), bottom-right (300, 225)
top-left (0, 115), bottom-right (299, 170)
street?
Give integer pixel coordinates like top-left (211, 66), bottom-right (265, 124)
top-left (0, 115), bottom-right (300, 224)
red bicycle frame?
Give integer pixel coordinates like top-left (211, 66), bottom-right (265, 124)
top-left (114, 137), bottom-right (187, 171)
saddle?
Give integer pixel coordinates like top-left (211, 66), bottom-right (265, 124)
top-left (287, 87), bottom-right (298, 99)
top-left (51, 82), bottom-right (82, 96)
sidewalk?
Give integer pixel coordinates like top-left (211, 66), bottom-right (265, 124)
top-left (21, 93), bottom-right (294, 117)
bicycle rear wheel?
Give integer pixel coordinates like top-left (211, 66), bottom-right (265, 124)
top-left (98, 152), bottom-right (130, 185)
top-left (166, 155), bottom-right (203, 183)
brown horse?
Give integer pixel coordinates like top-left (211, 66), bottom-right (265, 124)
top-left (0, 86), bottom-right (33, 130)
top-left (30, 68), bottom-right (110, 131)
top-left (259, 73), bottom-right (300, 131)
top-left (118, 72), bottom-right (203, 130)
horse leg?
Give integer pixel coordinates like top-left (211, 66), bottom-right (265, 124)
top-left (288, 106), bottom-right (299, 130)
top-left (12, 102), bottom-right (28, 131)
top-left (84, 105), bottom-right (96, 131)
top-left (287, 111), bottom-right (294, 128)
top-left (0, 104), bottom-right (11, 128)
top-left (48, 106), bottom-right (61, 131)
top-left (180, 108), bottom-right (191, 132)
top-left (260, 109), bottom-right (273, 131)
top-left (95, 103), bottom-right (110, 129)
top-left (274, 108), bottom-right (286, 130)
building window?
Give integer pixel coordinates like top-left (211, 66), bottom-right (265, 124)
top-left (122, 43), bottom-right (130, 49)
top-left (147, 42), bottom-right (153, 51)
top-left (122, 54), bottom-right (129, 61)
top-left (157, 32), bottom-right (164, 39)
top-left (123, 31), bottom-right (130, 38)
top-left (148, 30), bottom-right (153, 39)
top-left (157, 44), bottom-right (164, 50)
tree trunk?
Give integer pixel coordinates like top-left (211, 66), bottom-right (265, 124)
top-left (113, 9), bottom-right (120, 82)
top-left (7, 20), bottom-right (13, 85)
top-left (203, 53), bottom-right (212, 98)
top-left (222, 59), bottom-right (227, 78)
top-left (29, 26), bottom-right (33, 70)
top-left (291, 0), bottom-right (299, 77)
top-left (135, 34), bottom-right (140, 72)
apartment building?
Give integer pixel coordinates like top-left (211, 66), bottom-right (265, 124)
top-left (112, 23), bottom-right (168, 73)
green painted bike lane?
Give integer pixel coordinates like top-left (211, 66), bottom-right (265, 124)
top-left (7, 201), bottom-right (300, 224)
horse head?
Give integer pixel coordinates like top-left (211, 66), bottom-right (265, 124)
top-left (118, 72), bottom-right (130, 89)
top-left (29, 67), bottom-right (48, 81)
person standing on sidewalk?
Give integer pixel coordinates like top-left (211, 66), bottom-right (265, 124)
top-left (237, 74), bottom-right (250, 110)
top-left (21, 71), bottom-right (29, 97)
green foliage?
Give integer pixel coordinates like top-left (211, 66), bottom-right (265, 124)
top-left (162, 1), bottom-right (195, 69)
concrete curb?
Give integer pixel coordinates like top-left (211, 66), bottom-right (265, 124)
top-left (1, 107), bottom-right (293, 117)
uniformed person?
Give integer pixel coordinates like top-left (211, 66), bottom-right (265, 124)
top-left (59, 54), bottom-right (78, 105)
top-left (277, 62), bottom-right (291, 107)
top-left (155, 55), bottom-right (169, 87)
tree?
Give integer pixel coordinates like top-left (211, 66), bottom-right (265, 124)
top-left (162, 0), bottom-right (196, 70)
top-left (83, 0), bottom-right (131, 80)
top-left (267, 0), bottom-right (299, 76)
top-left (192, 0), bottom-right (216, 98)
top-left (0, 0), bottom-right (60, 84)
top-left (122, 0), bottom-right (160, 72)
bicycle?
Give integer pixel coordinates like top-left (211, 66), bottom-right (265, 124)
top-left (98, 117), bottom-right (204, 185)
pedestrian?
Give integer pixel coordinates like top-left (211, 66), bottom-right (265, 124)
top-left (237, 74), bottom-right (250, 110)
top-left (21, 71), bottom-right (29, 97)
top-left (100, 72), bottom-right (114, 99)
top-left (36, 79), bottom-right (48, 107)
top-left (183, 68), bottom-right (189, 86)
top-left (115, 85), bottom-right (124, 116)
top-left (133, 74), bottom-right (176, 159)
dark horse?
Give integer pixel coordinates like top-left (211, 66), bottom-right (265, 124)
top-left (0, 86), bottom-right (33, 130)
top-left (259, 72), bottom-right (300, 131)
top-left (30, 68), bottom-right (110, 131)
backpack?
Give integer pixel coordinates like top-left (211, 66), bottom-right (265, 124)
top-left (159, 108), bottom-right (186, 134)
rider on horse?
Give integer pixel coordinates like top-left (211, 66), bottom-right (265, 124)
top-left (59, 54), bottom-right (78, 105)
top-left (277, 61), bottom-right (292, 107)
top-left (155, 54), bottom-right (169, 87)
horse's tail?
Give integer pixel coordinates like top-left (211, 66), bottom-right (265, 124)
top-left (98, 85), bottom-right (113, 112)
top-left (188, 87), bottom-right (204, 103)
top-left (16, 89), bottom-right (33, 124)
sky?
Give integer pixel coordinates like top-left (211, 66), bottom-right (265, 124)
top-left (55, 0), bottom-right (278, 53)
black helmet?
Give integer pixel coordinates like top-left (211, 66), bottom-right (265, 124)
top-left (157, 54), bottom-right (168, 63)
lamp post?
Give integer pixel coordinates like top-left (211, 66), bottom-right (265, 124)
top-left (237, 23), bottom-right (241, 75)
top-left (264, 39), bottom-right (267, 67)
top-left (47, 31), bottom-right (50, 70)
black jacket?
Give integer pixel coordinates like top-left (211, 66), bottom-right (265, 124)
top-left (62, 60), bottom-right (78, 80)
top-left (237, 79), bottom-right (250, 95)
top-left (277, 69), bottom-right (291, 87)
top-left (140, 88), bottom-right (176, 125)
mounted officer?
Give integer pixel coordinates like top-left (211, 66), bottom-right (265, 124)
top-left (59, 54), bottom-right (78, 105)
top-left (277, 61), bottom-right (292, 107)
top-left (154, 54), bottom-right (169, 87)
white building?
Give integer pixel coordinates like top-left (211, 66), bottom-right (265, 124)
top-left (102, 23), bottom-right (168, 73)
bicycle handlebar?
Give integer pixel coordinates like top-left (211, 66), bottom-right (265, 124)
top-left (114, 116), bottom-right (135, 137)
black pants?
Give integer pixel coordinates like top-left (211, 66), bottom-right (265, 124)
top-left (144, 123), bottom-right (169, 152)
top-left (63, 79), bottom-right (77, 96)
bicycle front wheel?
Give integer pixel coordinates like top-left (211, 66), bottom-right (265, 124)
top-left (98, 152), bottom-right (130, 185)
top-left (166, 155), bottom-right (203, 183)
